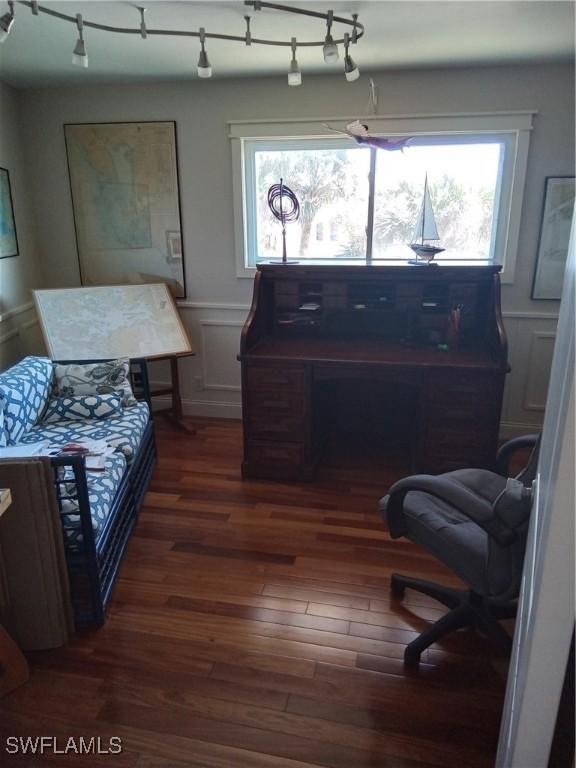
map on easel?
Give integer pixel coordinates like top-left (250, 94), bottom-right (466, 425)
top-left (33, 284), bottom-right (193, 360)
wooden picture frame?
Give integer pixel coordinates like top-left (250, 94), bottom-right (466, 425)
top-left (64, 121), bottom-right (187, 298)
top-left (0, 167), bottom-right (19, 259)
top-left (532, 176), bottom-right (575, 300)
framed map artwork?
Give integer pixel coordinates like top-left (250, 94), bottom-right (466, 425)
top-left (0, 167), bottom-right (19, 259)
top-left (64, 121), bottom-right (186, 298)
top-left (33, 284), bottom-right (193, 360)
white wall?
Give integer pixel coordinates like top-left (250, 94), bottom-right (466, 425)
top-left (0, 82), bottom-right (44, 367)
top-left (14, 63), bottom-right (575, 428)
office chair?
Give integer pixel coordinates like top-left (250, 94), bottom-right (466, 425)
top-left (380, 435), bottom-right (540, 665)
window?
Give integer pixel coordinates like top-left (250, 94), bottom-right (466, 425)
top-left (231, 113), bottom-right (533, 282)
top-left (245, 139), bottom-right (370, 263)
top-left (373, 139), bottom-right (505, 260)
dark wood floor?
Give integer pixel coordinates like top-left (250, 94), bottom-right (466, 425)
top-left (0, 419), bottom-right (507, 767)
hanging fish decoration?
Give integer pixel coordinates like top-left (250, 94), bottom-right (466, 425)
top-left (323, 120), bottom-right (412, 152)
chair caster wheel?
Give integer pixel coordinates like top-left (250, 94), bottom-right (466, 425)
top-left (390, 574), bottom-right (405, 598)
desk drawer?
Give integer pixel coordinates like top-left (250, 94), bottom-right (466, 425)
top-left (246, 366), bottom-right (306, 393)
top-left (249, 394), bottom-right (303, 413)
top-left (427, 370), bottom-right (500, 406)
top-left (245, 440), bottom-right (304, 467)
top-left (246, 412), bottom-right (305, 441)
top-left (427, 401), bottom-right (495, 428)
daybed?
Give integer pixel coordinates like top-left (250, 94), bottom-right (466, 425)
top-left (0, 356), bottom-right (156, 627)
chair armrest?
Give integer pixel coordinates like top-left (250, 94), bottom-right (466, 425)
top-left (496, 434), bottom-right (540, 477)
top-left (385, 475), bottom-right (517, 546)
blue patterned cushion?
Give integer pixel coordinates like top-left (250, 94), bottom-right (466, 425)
top-left (0, 357), bottom-right (53, 444)
top-left (59, 452), bottom-right (127, 548)
top-left (43, 393), bottom-right (122, 424)
top-left (0, 400), bottom-right (7, 448)
top-left (20, 401), bottom-right (150, 463)
top-left (53, 359), bottom-right (136, 407)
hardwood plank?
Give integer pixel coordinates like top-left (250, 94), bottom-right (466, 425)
top-left (166, 595), bottom-right (349, 633)
top-left (172, 541), bottom-right (296, 565)
top-left (114, 580), bottom-right (309, 614)
top-left (98, 699), bottom-right (420, 768)
top-left (286, 695), bottom-right (498, 753)
top-left (262, 584), bottom-right (370, 610)
top-left (307, 602), bottom-right (444, 629)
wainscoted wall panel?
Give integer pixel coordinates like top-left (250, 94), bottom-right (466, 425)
top-left (500, 313), bottom-right (558, 437)
top-left (199, 320), bottom-right (244, 392)
top-left (0, 302), bottom-right (45, 369)
top-left (523, 332), bottom-right (557, 412)
top-left (149, 304), bottom-right (247, 420)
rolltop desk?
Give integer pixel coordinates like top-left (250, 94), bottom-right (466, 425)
top-left (239, 263), bottom-right (508, 481)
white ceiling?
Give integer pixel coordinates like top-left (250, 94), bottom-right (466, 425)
top-left (0, 1), bottom-right (574, 87)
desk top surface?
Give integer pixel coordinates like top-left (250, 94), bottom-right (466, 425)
top-left (244, 337), bottom-right (502, 369)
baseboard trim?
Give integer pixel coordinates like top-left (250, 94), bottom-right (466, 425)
top-left (152, 395), bottom-right (242, 420)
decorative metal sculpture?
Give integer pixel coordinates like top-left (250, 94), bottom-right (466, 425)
top-left (267, 179), bottom-right (300, 264)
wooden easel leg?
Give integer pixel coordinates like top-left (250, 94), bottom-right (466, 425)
top-left (161, 356), bottom-right (195, 435)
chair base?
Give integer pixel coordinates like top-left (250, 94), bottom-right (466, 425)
top-left (390, 573), bottom-right (515, 666)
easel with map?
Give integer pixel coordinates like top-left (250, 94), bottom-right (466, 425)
top-left (33, 284), bottom-right (195, 431)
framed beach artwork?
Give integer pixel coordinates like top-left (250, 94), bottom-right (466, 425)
top-left (0, 167), bottom-right (19, 259)
top-left (64, 121), bottom-right (187, 298)
top-left (532, 176), bottom-right (575, 300)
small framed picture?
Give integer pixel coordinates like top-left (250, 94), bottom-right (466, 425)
top-left (532, 176), bottom-right (575, 300)
top-left (166, 230), bottom-right (183, 261)
top-left (0, 167), bottom-right (19, 259)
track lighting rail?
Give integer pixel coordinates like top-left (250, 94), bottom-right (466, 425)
top-left (14, 1), bottom-right (365, 47)
top-left (6, 1), bottom-right (364, 84)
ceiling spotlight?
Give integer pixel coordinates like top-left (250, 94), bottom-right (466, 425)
top-left (197, 27), bottom-right (212, 78)
top-left (343, 33), bottom-right (359, 82)
top-left (0, 1), bottom-right (15, 44)
top-left (72, 13), bottom-right (88, 68)
top-left (322, 10), bottom-right (338, 63)
top-left (288, 37), bottom-right (301, 86)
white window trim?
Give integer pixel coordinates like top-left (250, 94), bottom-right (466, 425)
top-left (230, 111), bottom-right (535, 282)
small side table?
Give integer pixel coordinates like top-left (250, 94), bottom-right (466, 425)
top-left (0, 489), bottom-right (30, 698)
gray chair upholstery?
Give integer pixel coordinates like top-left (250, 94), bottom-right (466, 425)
top-left (380, 435), bottom-right (539, 665)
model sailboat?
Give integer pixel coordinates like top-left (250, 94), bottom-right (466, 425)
top-left (409, 175), bottom-right (445, 264)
